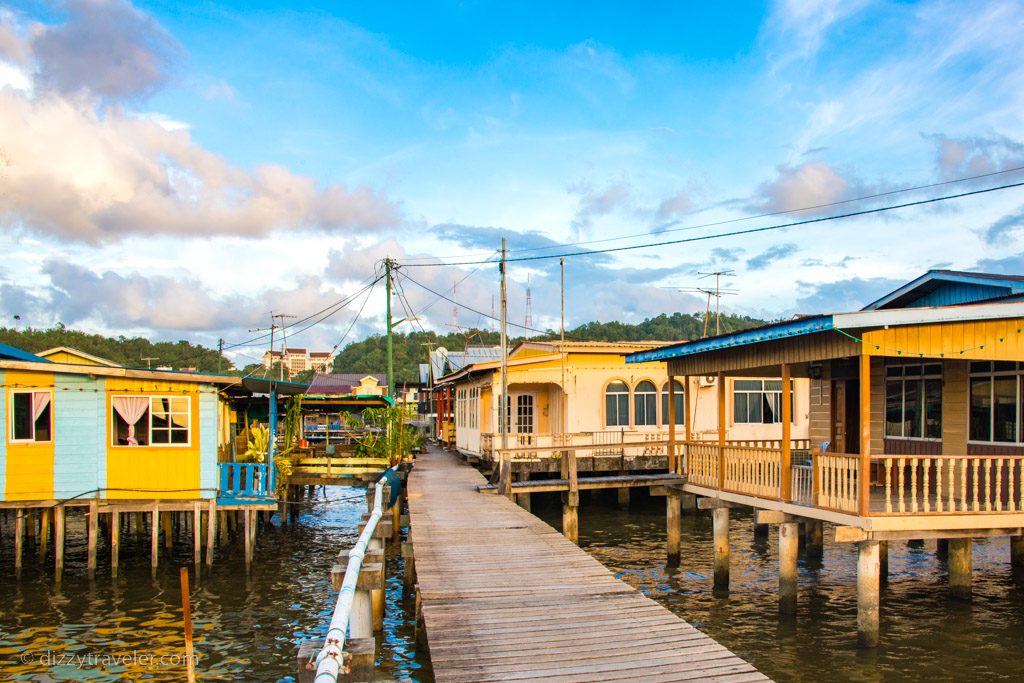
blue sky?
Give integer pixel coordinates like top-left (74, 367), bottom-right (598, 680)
top-left (1, 1), bottom-right (1023, 368)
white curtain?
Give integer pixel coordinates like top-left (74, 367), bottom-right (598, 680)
top-left (31, 391), bottom-right (51, 422)
top-left (112, 396), bottom-right (149, 445)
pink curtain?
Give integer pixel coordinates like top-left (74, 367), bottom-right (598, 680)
top-left (112, 396), bottom-right (149, 445)
top-left (31, 392), bottom-right (51, 422)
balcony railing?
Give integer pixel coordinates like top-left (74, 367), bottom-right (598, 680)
top-left (218, 462), bottom-right (274, 499)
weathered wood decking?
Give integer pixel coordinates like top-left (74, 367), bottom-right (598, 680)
top-left (408, 448), bottom-right (770, 682)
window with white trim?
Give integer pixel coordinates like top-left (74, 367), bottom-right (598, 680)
top-left (112, 396), bottom-right (190, 446)
top-left (733, 379), bottom-right (793, 424)
top-left (10, 390), bottom-right (52, 442)
top-left (885, 363), bottom-right (942, 439)
top-left (634, 380), bottom-right (657, 426)
top-left (969, 361), bottom-right (1022, 444)
top-left (605, 381), bottom-right (629, 427)
top-left (661, 380), bottom-right (685, 426)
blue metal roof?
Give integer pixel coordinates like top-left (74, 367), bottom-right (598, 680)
top-left (863, 270), bottom-right (1024, 310)
top-left (625, 315), bottom-right (834, 364)
top-left (0, 343), bottom-right (51, 363)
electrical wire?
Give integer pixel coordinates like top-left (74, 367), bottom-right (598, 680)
top-left (398, 180), bottom-right (1024, 268)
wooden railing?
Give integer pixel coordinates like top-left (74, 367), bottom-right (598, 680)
top-left (878, 455), bottom-right (1024, 515)
top-left (685, 442), bottom-right (720, 488)
top-left (814, 451), bottom-right (860, 514)
top-left (722, 445), bottom-right (783, 498)
top-left (218, 462), bottom-right (273, 499)
top-left (485, 430), bottom-right (671, 461)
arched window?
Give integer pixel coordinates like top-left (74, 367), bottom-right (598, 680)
top-left (605, 381), bottom-right (629, 427)
top-left (662, 380), bottom-right (685, 426)
top-left (634, 380), bottom-right (657, 426)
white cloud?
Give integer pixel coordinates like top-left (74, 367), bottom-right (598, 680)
top-left (753, 160), bottom-right (855, 213)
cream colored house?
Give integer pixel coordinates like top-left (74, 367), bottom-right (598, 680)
top-left (437, 340), bottom-right (810, 458)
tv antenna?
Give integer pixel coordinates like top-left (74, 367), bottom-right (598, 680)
top-left (697, 270), bottom-right (737, 337)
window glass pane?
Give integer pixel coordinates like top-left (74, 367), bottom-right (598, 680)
top-left (993, 377), bottom-right (1017, 442)
top-left (885, 381), bottom-right (902, 437)
top-left (924, 379), bottom-right (942, 439)
top-left (885, 366), bottom-right (902, 378)
top-left (169, 397), bottom-right (189, 414)
top-left (761, 393), bottom-right (775, 424)
top-left (170, 429), bottom-right (189, 444)
top-left (763, 380), bottom-right (782, 392)
top-left (904, 365), bottom-right (921, 377)
top-left (34, 403), bottom-right (51, 442)
top-left (12, 392), bottom-right (32, 440)
top-left (171, 412), bottom-right (189, 429)
top-left (749, 393), bottom-right (763, 423)
top-left (605, 382), bottom-right (628, 427)
top-left (662, 382), bottom-right (685, 425)
top-left (734, 380), bottom-right (762, 391)
top-left (923, 364), bottom-right (942, 376)
top-left (970, 361), bottom-right (992, 373)
top-left (151, 428), bottom-right (170, 444)
top-left (970, 378), bottom-right (992, 441)
top-left (635, 380), bottom-right (656, 393)
top-left (734, 393), bottom-right (748, 424)
top-left (617, 395), bottom-right (629, 426)
top-left (994, 361), bottom-right (1017, 372)
top-left (904, 380), bottom-right (921, 438)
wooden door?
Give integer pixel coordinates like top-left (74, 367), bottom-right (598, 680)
top-left (832, 382), bottom-right (846, 452)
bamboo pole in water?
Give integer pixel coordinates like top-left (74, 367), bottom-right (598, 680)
top-left (180, 567), bottom-right (197, 683)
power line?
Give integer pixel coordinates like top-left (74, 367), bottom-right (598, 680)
top-left (399, 180), bottom-right (1024, 268)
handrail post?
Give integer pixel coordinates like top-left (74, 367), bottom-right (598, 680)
top-left (717, 372), bottom-right (726, 490)
top-left (859, 354), bottom-right (872, 516)
top-left (781, 363), bottom-right (792, 502)
top-left (811, 447), bottom-right (821, 507)
top-left (667, 375), bottom-right (677, 474)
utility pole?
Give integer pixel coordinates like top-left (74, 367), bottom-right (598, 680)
top-left (217, 338), bottom-right (224, 373)
top-left (385, 258), bottom-right (394, 399)
top-left (500, 239), bottom-right (508, 455)
top-left (248, 323), bottom-right (277, 377)
top-left (271, 312), bottom-right (296, 380)
top-left (697, 270), bottom-right (735, 336)
top-left (560, 257), bottom-right (565, 342)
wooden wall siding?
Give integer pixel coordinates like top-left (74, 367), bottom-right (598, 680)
top-left (861, 317), bottom-right (1024, 360)
top-left (870, 358), bottom-right (885, 456)
top-left (909, 282), bottom-right (1009, 308)
top-left (199, 390), bottom-right (217, 499)
top-left (967, 443), bottom-right (1024, 456)
top-left (4, 369), bottom-right (55, 501)
top-left (666, 331), bottom-right (860, 377)
top-left (942, 360), bottom-right (969, 455)
top-left (54, 374), bottom-right (105, 500)
top-left (883, 438), bottom-right (942, 455)
top-left (808, 365), bottom-right (832, 448)
top-left (0, 369), bottom-right (5, 497)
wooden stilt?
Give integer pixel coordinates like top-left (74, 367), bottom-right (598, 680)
top-left (779, 522), bottom-right (799, 614)
top-left (753, 509), bottom-right (769, 540)
top-left (162, 510), bottom-right (173, 550)
top-left (1011, 535), bottom-right (1024, 567)
top-left (350, 588), bottom-right (374, 639)
top-left (666, 489), bottom-right (681, 567)
top-left (39, 508), bottom-right (52, 562)
top-left (948, 538), bottom-right (972, 599)
top-left (206, 499), bottom-right (217, 567)
top-left (879, 540), bottom-right (889, 585)
top-left (151, 507), bottom-right (160, 572)
top-left (515, 475), bottom-right (532, 512)
top-left (217, 511), bottom-right (228, 546)
top-left (805, 520), bottom-right (824, 558)
top-left (857, 540), bottom-right (880, 648)
top-left (87, 500), bottom-right (99, 579)
top-left (14, 508), bottom-right (24, 578)
top-left (369, 562), bottom-right (385, 631)
top-left (712, 507), bottom-right (730, 589)
top-left (54, 505), bottom-right (65, 582)
top-left (402, 541), bottom-right (416, 591)
top-left (392, 491), bottom-right (403, 544)
top-left (111, 509), bottom-right (121, 577)
top-left (192, 503), bottom-right (202, 566)
top-left (562, 449), bottom-right (580, 543)
top-left (135, 512), bottom-right (145, 541)
top-left (244, 509), bottom-right (255, 567)
top-left (617, 486), bottom-right (630, 511)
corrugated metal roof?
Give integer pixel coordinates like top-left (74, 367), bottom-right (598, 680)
top-left (863, 270), bottom-right (1024, 310)
top-left (308, 372), bottom-right (386, 395)
top-left (0, 343), bottom-right (51, 363)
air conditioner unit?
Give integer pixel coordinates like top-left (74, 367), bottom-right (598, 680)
top-left (699, 375), bottom-right (717, 387)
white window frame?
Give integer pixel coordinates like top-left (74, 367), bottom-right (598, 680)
top-left (732, 379), bottom-right (794, 425)
top-left (111, 395), bottom-right (192, 448)
top-left (885, 363), bottom-right (943, 441)
top-left (633, 380), bottom-right (658, 428)
top-left (968, 362), bottom-right (1023, 446)
top-left (9, 389), bottom-right (54, 444)
top-left (605, 380), bottom-right (630, 428)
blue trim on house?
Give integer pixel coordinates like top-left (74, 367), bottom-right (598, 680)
top-left (53, 374), bottom-right (105, 500)
top-left (625, 316), bottom-right (834, 364)
top-left (863, 271), bottom-right (1024, 310)
top-left (0, 343), bottom-right (51, 363)
top-left (199, 390), bottom-right (218, 500)
top-left (0, 370), bottom-right (5, 497)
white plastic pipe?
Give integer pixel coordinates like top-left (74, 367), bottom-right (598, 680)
top-left (314, 467), bottom-right (395, 682)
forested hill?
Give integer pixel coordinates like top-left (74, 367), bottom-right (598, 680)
top-left (0, 325), bottom-right (228, 371)
top-left (333, 312), bottom-right (767, 383)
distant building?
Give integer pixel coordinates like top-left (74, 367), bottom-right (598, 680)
top-left (308, 373), bottom-right (388, 396)
top-left (262, 348), bottom-right (333, 377)
top-left (309, 351), bottom-right (333, 374)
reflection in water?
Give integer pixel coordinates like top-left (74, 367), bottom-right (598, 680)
top-left (0, 490), bottom-right (431, 682)
top-left (534, 489), bottom-right (1024, 683)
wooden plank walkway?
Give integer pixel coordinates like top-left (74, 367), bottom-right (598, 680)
top-left (408, 448), bottom-right (770, 683)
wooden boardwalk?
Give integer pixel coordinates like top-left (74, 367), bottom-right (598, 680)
top-left (407, 448), bottom-right (770, 683)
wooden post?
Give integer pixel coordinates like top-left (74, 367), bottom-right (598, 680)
top-left (781, 363), bottom-right (792, 502)
top-left (193, 502), bottom-right (202, 566)
top-left (151, 506), bottom-right (160, 572)
top-left (39, 507), bottom-right (51, 562)
top-left (402, 541), bottom-right (416, 591)
top-left (879, 540), bottom-right (888, 585)
top-left (111, 509), bottom-right (121, 577)
top-left (163, 509), bottom-right (173, 550)
top-left (391, 491), bottom-right (402, 544)
top-left (244, 509), bottom-right (255, 567)
top-left (712, 507), bottom-right (729, 589)
top-left (717, 373), bottom-right (726, 490)
top-left (667, 374), bottom-right (677, 473)
top-left (948, 538), bottom-right (972, 599)
top-left (753, 509), bottom-right (769, 540)
top-left (805, 520), bottom-right (824, 558)
top-left (857, 540), bottom-right (880, 648)
top-left (14, 508), bottom-right (24, 578)
top-left (54, 505), bottom-right (65, 581)
top-left (617, 486), bottom-right (630, 510)
top-left (562, 449), bottom-right (579, 543)
top-left (859, 354), bottom-right (872, 517)
top-left (87, 499), bottom-right (99, 579)
top-left (180, 567), bottom-right (197, 683)
top-left (369, 562), bottom-right (385, 631)
top-left (515, 473), bottom-right (532, 512)
top-left (135, 512), bottom-right (144, 542)
top-left (779, 521), bottom-right (799, 614)
top-left (667, 489), bottom-right (681, 566)
top-left (350, 588), bottom-right (374, 639)
top-left (1011, 535), bottom-right (1024, 567)
top-left (206, 499), bottom-right (217, 568)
